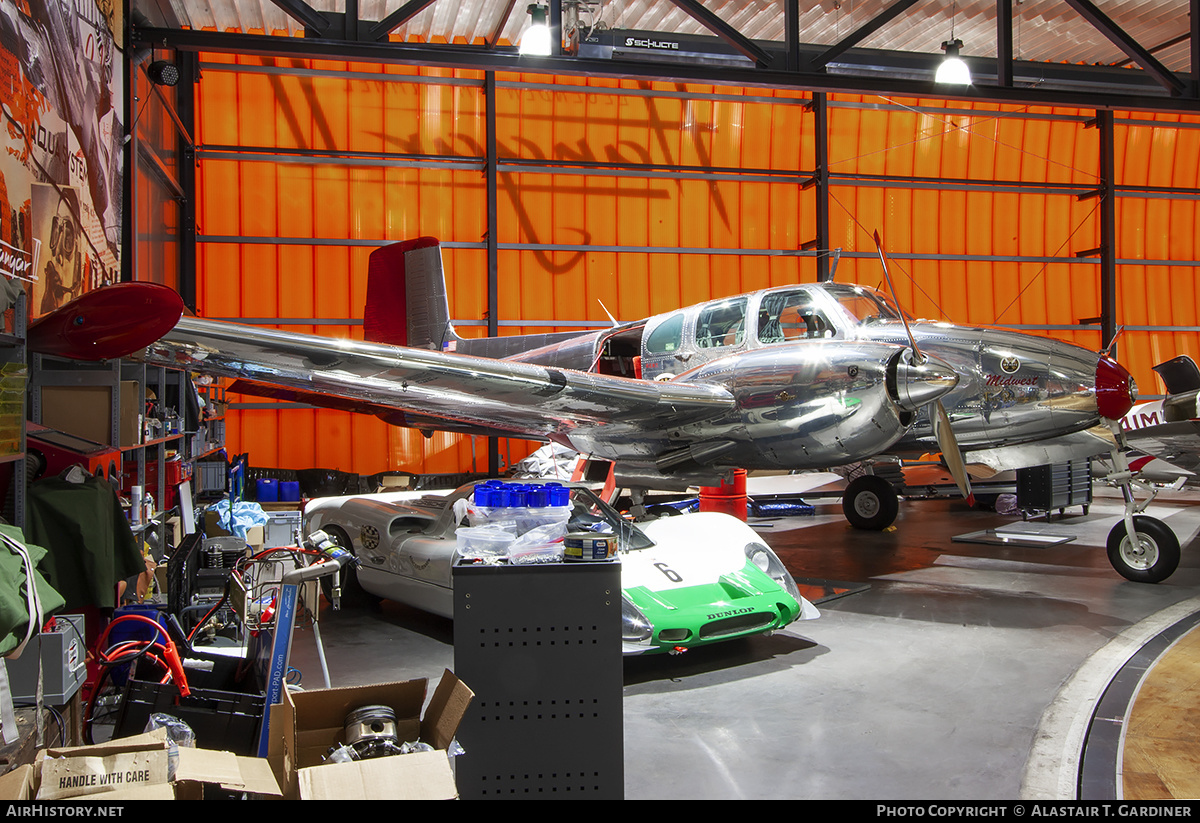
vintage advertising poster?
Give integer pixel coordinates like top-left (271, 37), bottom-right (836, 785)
top-left (0, 0), bottom-right (123, 318)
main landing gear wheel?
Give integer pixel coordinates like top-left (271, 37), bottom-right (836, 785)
top-left (1106, 515), bottom-right (1180, 584)
top-left (842, 475), bottom-right (900, 531)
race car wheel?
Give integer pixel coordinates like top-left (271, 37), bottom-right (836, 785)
top-left (842, 475), bottom-right (899, 531)
top-left (1106, 516), bottom-right (1180, 584)
top-left (318, 525), bottom-right (380, 609)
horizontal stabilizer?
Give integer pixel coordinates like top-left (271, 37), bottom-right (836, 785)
top-left (1153, 355), bottom-right (1200, 395)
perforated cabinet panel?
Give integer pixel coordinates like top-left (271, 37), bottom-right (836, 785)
top-left (452, 561), bottom-right (624, 799)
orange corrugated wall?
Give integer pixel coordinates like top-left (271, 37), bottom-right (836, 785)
top-left (194, 58), bottom-right (1200, 475)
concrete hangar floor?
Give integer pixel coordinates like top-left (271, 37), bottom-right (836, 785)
top-left (285, 480), bottom-right (1200, 801)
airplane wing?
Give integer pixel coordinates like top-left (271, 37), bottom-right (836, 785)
top-left (138, 317), bottom-right (735, 446)
top-left (1123, 421), bottom-right (1200, 475)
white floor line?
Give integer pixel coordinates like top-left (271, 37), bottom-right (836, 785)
top-left (1020, 594), bottom-right (1200, 800)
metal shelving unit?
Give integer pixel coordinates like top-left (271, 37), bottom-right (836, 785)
top-left (28, 354), bottom-right (222, 549)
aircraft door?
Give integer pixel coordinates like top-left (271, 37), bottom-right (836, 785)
top-left (640, 311), bottom-right (687, 380)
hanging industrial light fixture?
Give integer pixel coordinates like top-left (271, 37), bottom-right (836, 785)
top-left (936, 39), bottom-right (971, 84)
top-left (934, 1), bottom-right (970, 85)
top-left (519, 4), bottom-right (552, 56)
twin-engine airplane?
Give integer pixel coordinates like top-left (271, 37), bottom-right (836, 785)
top-left (30, 235), bottom-right (1176, 581)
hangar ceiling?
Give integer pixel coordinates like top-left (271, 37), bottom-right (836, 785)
top-left (133, 0), bottom-right (1200, 113)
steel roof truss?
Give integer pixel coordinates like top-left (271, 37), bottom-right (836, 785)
top-left (810, 0), bottom-right (921, 70)
top-left (368, 0), bottom-right (440, 41)
top-left (268, 0), bottom-right (331, 35)
top-left (1062, 0), bottom-right (1187, 95)
top-left (663, 0), bottom-right (772, 67)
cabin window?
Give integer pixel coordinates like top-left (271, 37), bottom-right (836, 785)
top-left (695, 298), bottom-right (748, 348)
top-left (758, 291), bottom-right (834, 342)
top-left (645, 313), bottom-right (685, 354)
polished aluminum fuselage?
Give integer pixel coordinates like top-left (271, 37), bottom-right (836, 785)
top-left (131, 280), bottom-right (1106, 480)
top-left (136, 314), bottom-right (941, 474)
top-left (507, 282), bottom-right (1108, 470)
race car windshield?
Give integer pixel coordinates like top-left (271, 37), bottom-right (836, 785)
top-left (569, 488), bottom-right (655, 551)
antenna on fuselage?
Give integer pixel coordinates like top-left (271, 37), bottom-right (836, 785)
top-left (827, 248), bottom-right (841, 282)
top-left (874, 230), bottom-right (975, 508)
top-left (597, 299), bottom-right (619, 328)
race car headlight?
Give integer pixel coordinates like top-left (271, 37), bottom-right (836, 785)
top-left (745, 542), bottom-right (802, 603)
top-left (621, 596), bottom-right (653, 643)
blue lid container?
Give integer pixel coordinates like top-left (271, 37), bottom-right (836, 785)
top-left (546, 483), bottom-right (570, 507)
top-left (279, 480), bottom-right (301, 502)
top-left (256, 478), bottom-right (279, 502)
top-left (526, 485), bottom-right (550, 507)
top-left (474, 484), bottom-right (496, 507)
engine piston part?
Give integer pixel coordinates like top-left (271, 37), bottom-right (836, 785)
top-left (344, 705), bottom-right (403, 759)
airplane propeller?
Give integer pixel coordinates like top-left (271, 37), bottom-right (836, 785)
top-left (873, 230), bottom-right (976, 507)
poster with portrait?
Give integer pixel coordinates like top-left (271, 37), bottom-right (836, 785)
top-left (0, 0), bottom-right (123, 318)
top-left (30, 182), bottom-right (82, 313)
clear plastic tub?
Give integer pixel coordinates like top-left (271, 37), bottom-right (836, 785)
top-left (456, 525), bottom-right (517, 559)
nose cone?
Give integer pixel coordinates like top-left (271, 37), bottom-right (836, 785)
top-left (890, 350), bottom-right (960, 410)
top-left (1096, 355), bottom-right (1137, 420)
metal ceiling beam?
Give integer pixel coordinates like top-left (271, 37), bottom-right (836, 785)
top-left (784, 0), bottom-right (799, 71)
top-left (996, 0), bottom-right (1013, 87)
top-left (268, 0), bottom-right (331, 34)
top-left (368, 0), bottom-right (439, 41)
top-left (1062, 0), bottom-right (1187, 95)
top-left (1194, 0), bottom-right (1200, 96)
top-left (663, 0), bottom-right (772, 66)
top-left (486, 0), bottom-right (519, 48)
top-left (810, 0), bottom-right (920, 70)
top-left (131, 26), bottom-right (1200, 115)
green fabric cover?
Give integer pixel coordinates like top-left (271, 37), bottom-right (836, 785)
top-left (0, 524), bottom-right (66, 656)
top-left (26, 474), bottom-right (144, 612)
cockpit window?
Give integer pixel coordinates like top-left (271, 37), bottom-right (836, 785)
top-left (830, 287), bottom-right (906, 325)
top-left (645, 312), bottom-right (685, 354)
top-left (695, 298), bottom-right (748, 349)
top-left (758, 290), bottom-right (834, 342)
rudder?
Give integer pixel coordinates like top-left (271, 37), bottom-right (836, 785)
top-left (365, 237), bottom-right (461, 350)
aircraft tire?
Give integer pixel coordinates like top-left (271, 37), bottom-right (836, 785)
top-left (842, 475), bottom-right (900, 531)
top-left (1106, 516), bottom-right (1180, 584)
top-left (318, 524), bottom-right (381, 609)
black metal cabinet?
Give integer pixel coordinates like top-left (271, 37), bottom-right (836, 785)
top-left (452, 559), bottom-right (624, 800)
top-left (1016, 460), bottom-right (1092, 517)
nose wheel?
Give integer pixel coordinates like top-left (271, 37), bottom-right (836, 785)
top-left (1106, 515), bottom-right (1180, 584)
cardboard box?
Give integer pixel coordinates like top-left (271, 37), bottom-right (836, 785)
top-left (376, 474), bottom-right (412, 492)
top-left (269, 670), bottom-right (473, 800)
top-left (0, 765), bottom-right (34, 801)
top-left (7, 729), bottom-right (283, 801)
top-left (258, 501), bottom-right (303, 513)
top-left (40, 381), bottom-right (140, 448)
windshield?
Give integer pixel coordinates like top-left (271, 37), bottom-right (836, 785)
top-left (827, 285), bottom-right (908, 325)
top-left (567, 487), bottom-right (655, 551)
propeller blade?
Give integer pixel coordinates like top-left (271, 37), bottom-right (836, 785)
top-left (933, 399), bottom-right (975, 506)
top-left (873, 230), bottom-right (973, 506)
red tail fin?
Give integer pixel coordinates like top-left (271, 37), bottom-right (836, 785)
top-left (365, 237), bottom-right (459, 350)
